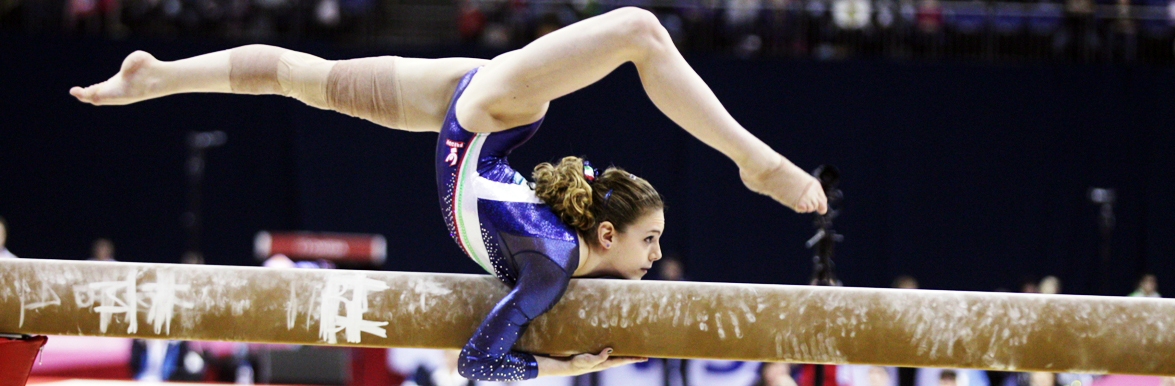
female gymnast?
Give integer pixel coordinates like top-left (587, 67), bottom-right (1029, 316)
top-left (71, 6), bottom-right (827, 381)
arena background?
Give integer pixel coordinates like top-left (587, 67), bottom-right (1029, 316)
top-left (1, 33), bottom-right (1171, 295)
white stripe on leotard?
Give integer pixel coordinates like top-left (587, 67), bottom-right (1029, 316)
top-left (454, 133), bottom-right (495, 275)
top-left (474, 176), bottom-right (543, 204)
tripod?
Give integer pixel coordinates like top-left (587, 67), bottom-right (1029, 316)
top-left (807, 165), bottom-right (844, 287)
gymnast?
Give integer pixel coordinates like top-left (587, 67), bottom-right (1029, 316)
top-left (71, 7), bottom-right (827, 381)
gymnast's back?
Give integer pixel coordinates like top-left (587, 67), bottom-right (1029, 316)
top-left (434, 67), bottom-right (579, 381)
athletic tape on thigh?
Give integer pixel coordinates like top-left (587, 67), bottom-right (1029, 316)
top-left (325, 56), bottom-right (406, 129)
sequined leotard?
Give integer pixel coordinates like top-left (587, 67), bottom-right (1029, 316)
top-left (435, 67), bottom-right (580, 382)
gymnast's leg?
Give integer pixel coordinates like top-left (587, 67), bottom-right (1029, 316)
top-left (69, 46), bottom-right (487, 132)
top-left (458, 7), bottom-right (827, 213)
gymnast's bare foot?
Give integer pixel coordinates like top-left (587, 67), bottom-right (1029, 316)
top-left (70, 51), bottom-right (162, 106)
top-left (739, 154), bottom-right (828, 214)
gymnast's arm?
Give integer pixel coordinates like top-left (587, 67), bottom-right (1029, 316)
top-left (69, 45), bottom-right (485, 132)
top-left (457, 252), bottom-right (644, 380)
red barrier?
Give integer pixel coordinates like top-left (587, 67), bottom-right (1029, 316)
top-left (0, 335), bottom-right (48, 386)
top-left (255, 232), bottom-right (386, 265)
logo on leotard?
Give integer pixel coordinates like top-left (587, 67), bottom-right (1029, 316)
top-left (445, 140), bottom-right (465, 167)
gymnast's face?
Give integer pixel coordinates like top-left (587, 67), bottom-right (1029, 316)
top-left (603, 208), bottom-right (665, 280)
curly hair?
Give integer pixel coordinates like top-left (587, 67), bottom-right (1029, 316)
top-left (533, 156), bottom-right (663, 246)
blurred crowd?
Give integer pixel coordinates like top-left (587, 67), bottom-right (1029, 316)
top-left (0, 0), bottom-right (384, 42)
top-left (457, 0), bottom-right (1175, 63)
top-left (1, 0), bottom-right (1172, 64)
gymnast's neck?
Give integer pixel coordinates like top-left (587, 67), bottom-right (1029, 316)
top-left (572, 236), bottom-right (617, 278)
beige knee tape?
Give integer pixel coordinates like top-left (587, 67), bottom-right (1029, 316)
top-left (276, 51), bottom-right (334, 110)
top-left (230, 46), bottom-right (405, 129)
top-left (324, 56), bottom-right (406, 130)
top-left (228, 45), bottom-right (284, 95)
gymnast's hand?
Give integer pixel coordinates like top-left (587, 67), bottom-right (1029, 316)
top-left (535, 347), bottom-right (648, 377)
top-left (739, 153), bottom-right (828, 214)
top-left (71, 51), bottom-right (165, 106)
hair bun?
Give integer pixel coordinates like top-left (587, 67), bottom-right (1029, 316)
top-left (532, 156), bottom-right (596, 231)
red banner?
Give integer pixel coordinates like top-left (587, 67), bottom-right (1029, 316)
top-left (255, 232), bottom-right (386, 265)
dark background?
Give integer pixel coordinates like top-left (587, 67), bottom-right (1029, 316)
top-left (1, 34), bottom-right (1171, 295)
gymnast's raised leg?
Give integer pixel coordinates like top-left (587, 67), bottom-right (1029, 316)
top-left (458, 7), bottom-right (827, 214)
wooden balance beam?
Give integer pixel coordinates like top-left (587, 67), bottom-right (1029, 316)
top-left (1, 258), bottom-right (1172, 376)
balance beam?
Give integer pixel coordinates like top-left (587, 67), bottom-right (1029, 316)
top-left (1, 258), bottom-right (1172, 376)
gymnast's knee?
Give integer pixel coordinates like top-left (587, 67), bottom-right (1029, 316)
top-left (227, 44), bottom-right (331, 102)
top-left (228, 45), bottom-right (282, 94)
top-left (607, 7), bottom-right (674, 57)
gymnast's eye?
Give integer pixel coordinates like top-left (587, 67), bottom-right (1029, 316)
top-left (644, 236), bottom-right (654, 243)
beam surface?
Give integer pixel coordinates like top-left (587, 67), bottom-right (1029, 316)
top-left (1, 259), bottom-right (1172, 375)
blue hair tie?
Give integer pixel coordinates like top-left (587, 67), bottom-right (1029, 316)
top-left (603, 189), bottom-right (613, 205)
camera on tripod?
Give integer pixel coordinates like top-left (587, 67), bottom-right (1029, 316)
top-left (806, 165), bottom-right (843, 287)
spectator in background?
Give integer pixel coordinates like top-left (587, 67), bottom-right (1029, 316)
top-left (64, 0), bottom-right (125, 36)
top-left (939, 370), bottom-right (958, 386)
top-left (1129, 273), bottom-right (1161, 297)
top-left (1038, 276), bottom-right (1061, 295)
top-left (833, 0), bottom-right (871, 30)
top-left (914, 0), bottom-right (944, 56)
top-left (869, 366), bottom-right (896, 386)
top-left (263, 253), bottom-right (336, 270)
top-left (916, 367), bottom-right (988, 386)
top-left (1170, 1), bottom-right (1175, 28)
top-left (1029, 373), bottom-right (1053, 386)
top-left (130, 340), bottom-right (205, 382)
top-left (403, 350), bottom-right (472, 386)
top-left (64, 0), bottom-right (100, 33)
top-left (1019, 277), bottom-right (1039, 294)
top-left (838, 365), bottom-right (897, 386)
top-left (1026, 0), bottom-right (1063, 58)
top-left (1063, 0), bottom-right (1098, 61)
top-left (0, 217), bottom-right (17, 259)
top-left (754, 362), bottom-right (798, 386)
top-left (456, 0), bottom-right (487, 44)
top-left (915, 0), bottom-right (942, 33)
top-left (656, 255), bottom-right (686, 281)
top-left (831, 0), bottom-right (873, 59)
top-left (263, 253), bottom-right (296, 268)
top-left (315, 0), bottom-right (342, 28)
top-left (1107, 0), bottom-right (1138, 62)
top-left (725, 0), bottom-right (765, 56)
top-left (89, 238), bottom-right (116, 261)
top-left (893, 275), bottom-right (919, 289)
top-left (1002, 372), bottom-right (1052, 386)
top-left (1133, 0), bottom-right (1173, 58)
top-left (181, 251), bottom-right (204, 265)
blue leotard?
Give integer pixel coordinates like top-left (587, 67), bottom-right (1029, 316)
top-left (435, 67), bottom-right (580, 382)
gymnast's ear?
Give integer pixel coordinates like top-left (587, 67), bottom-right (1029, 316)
top-left (596, 221), bottom-right (616, 248)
